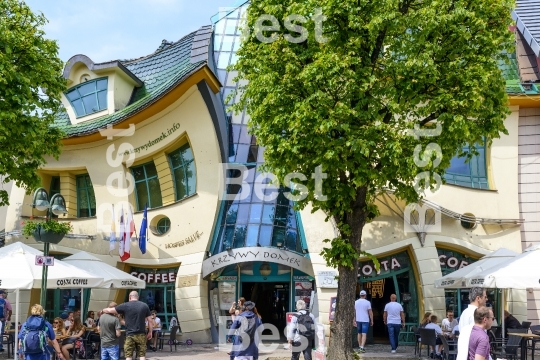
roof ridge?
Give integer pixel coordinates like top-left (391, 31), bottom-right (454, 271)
top-left (121, 31), bottom-right (198, 66)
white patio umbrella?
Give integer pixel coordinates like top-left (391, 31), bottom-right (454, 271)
top-left (0, 242), bottom-right (104, 360)
top-left (434, 247), bottom-right (519, 289)
top-left (465, 244), bottom-right (540, 342)
top-left (63, 251), bottom-right (146, 321)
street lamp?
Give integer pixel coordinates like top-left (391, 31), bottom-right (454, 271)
top-left (31, 187), bottom-right (68, 307)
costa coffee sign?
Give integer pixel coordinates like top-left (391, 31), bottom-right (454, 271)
top-left (130, 271), bottom-right (177, 284)
top-left (439, 255), bottom-right (469, 269)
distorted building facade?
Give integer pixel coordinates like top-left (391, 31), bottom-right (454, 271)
top-left (0, 0), bottom-right (537, 347)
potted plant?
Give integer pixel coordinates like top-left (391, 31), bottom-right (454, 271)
top-left (21, 219), bottom-right (73, 244)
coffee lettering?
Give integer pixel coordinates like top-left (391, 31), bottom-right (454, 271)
top-left (459, 261), bottom-right (469, 269)
top-left (169, 273), bottom-right (176, 283)
top-left (439, 255), bottom-right (446, 266)
top-left (447, 257), bottom-right (458, 268)
top-left (362, 265), bottom-right (373, 276)
top-left (380, 260), bottom-right (389, 271)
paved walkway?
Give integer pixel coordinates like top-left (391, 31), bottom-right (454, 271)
top-left (1, 343), bottom-right (423, 360)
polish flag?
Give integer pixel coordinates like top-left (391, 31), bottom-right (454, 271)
top-left (121, 207), bottom-right (135, 262)
top-left (119, 206), bottom-right (125, 258)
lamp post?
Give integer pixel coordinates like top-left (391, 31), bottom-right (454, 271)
top-left (31, 187), bottom-right (68, 307)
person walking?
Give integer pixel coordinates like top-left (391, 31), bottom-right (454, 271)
top-left (17, 304), bottom-right (64, 360)
top-left (102, 291), bottom-right (153, 360)
top-left (383, 294), bottom-right (405, 354)
top-left (467, 307), bottom-right (493, 360)
top-left (229, 301), bottom-right (262, 360)
top-left (287, 300), bottom-right (316, 360)
top-left (97, 302), bottom-right (122, 360)
top-left (354, 290), bottom-right (373, 353)
top-left (456, 287), bottom-right (487, 360)
top-left (0, 290), bottom-right (12, 353)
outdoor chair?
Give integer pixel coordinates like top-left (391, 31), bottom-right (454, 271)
top-left (522, 321), bottom-right (532, 330)
top-left (418, 328), bottom-right (437, 359)
top-left (411, 326), bottom-right (420, 356)
top-left (2, 331), bottom-right (15, 358)
top-left (527, 325), bottom-right (540, 360)
top-left (158, 325), bottom-right (182, 352)
top-left (491, 334), bottom-right (522, 360)
top-left (440, 335), bottom-right (457, 360)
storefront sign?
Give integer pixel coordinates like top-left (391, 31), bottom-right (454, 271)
top-left (165, 231), bottom-right (203, 249)
top-left (202, 247), bottom-right (314, 278)
top-left (130, 271), bottom-right (176, 283)
top-left (56, 278), bottom-right (88, 286)
top-left (317, 271), bottom-right (338, 288)
top-left (438, 254), bottom-right (469, 269)
top-left (359, 257), bottom-right (402, 277)
top-left (293, 276), bottom-right (314, 281)
top-left (216, 276), bottom-right (238, 282)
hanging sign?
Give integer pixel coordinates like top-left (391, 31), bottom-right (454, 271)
top-left (216, 276), bottom-right (237, 282)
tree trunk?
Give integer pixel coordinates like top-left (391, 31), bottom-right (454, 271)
top-left (327, 186), bottom-right (368, 360)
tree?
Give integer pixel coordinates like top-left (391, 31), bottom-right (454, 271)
top-left (231, 0), bottom-right (513, 359)
top-left (0, 0), bottom-right (66, 206)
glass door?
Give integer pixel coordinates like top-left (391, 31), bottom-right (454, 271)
top-left (138, 285), bottom-right (177, 330)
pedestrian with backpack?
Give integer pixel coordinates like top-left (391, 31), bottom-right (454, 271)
top-left (287, 300), bottom-right (316, 360)
top-left (18, 304), bottom-right (64, 360)
top-left (228, 301), bottom-right (262, 360)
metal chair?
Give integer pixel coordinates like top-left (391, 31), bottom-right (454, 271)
top-left (411, 326), bottom-right (420, 356)
top-left (158, 326), bottom-right (181, 352)
top-left (522, 321), bottom-right (532, 330)
top-left (492, 334), bottom-right (522, 360)
top-left (418, 328), bottom-right (437, 359)
top-left (440, 335), bottom-right (457, 360)
top-left (527, 325), bottom-right (540, 360)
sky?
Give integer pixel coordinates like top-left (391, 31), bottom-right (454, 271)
top-left (25, 0), bottom-right (232, 63)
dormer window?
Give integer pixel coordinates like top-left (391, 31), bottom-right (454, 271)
top-left (65, 77), bottom-right (108, 117)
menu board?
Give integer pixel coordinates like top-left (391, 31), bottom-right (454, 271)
top-left (218, 281), bottom-right (237, 311)
top-left (295, 281), bottom-right (313, 308)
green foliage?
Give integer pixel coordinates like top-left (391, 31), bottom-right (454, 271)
top-left (321, 237), bottom-right (380, 270)
top-left (0, 0), bottom-right (66, 206)
top-left (231, 0), bottom-right (512, 238)
top-left (21, 219), bottom-right (73, 237)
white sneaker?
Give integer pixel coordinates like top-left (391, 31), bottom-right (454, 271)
top-left (391, 350), bottom-right (396, 353)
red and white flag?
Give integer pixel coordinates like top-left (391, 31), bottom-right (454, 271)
top-left (121, 207), bottom-right (135, 262)
top-left (119, 206), bottom-right (125, 258)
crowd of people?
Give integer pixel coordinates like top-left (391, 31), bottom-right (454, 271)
top-left (14, 291), bottom-right (178, 360)
top-left (354, 286), bottom-right (526, 360)
top-left (226, 297), bottom-right (316, 360)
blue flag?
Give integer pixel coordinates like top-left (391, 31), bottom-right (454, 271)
top-left (139, 204), bottom-right (148, 254)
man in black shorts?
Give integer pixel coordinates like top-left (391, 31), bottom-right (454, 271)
top-left (102, 292), bottom-right (152, 360)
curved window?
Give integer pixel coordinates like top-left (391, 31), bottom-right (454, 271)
top-left (132, 162), bottom-right (163, 211)
top-left (168, 144), bottom-right (196, 200)
top-left (65, 78), bottom-right (108, 117)
top-left (76, 174), bottom-right (96, 218)
top-left (444, 143), bottom-right (488, 189)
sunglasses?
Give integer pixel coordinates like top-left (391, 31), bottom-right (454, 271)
top-left (54, 322), bottom-right (59, 324)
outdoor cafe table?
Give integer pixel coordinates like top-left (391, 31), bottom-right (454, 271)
top-left (507, 333), bottom-right (540, 360)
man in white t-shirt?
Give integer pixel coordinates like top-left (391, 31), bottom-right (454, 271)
top-left (441, 310), bottom-right (458, 337)
top-left (383, 294), bottom-right (405, 353)
top-left (425, 315), bottom-right (443, 358)
top-left (456, 287), bottom-right (487, 360)
top-left (354, 290), bottom-right (373, 353)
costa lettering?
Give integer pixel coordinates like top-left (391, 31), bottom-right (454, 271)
top-left (439, 255), bottom-right (469, 269)
top-left (130, 271), bottom-right (176, 284)
top-left (359, 257), bottom-right (402, 276)
top-left (121, 280), bottom-right (138, 286)
top-left (57, 279), bottom-right (88, 286)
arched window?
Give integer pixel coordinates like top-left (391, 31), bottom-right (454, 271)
top-left (65, 78), bottom-right (108, 117)
top-left (132, 162), bottom-right (162, 211)
top-left (444, 143), bottom-right (488, 189)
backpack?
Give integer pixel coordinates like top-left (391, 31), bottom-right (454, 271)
top-left (0, 298), bottom-right (5, 319)
top-left (296, 311), bottom-right (315, 340)
top-left (21, 316), bottom-right (49, 354)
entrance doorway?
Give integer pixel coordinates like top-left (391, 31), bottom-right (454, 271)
top-left (241, 282), bottom-right (289, 337)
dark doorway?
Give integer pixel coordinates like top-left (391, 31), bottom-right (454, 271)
top-left (364, 278), bottom-right (396, 343)
top-left (241, 282), bottom-right (289, 338)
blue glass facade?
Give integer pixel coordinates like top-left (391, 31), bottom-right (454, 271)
top-left (209, 2), bottom-right (307, 256)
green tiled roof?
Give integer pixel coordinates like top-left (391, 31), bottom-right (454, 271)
top-left (54, 31), bottom-right (206, 137)
top-left (498, 51), bottom-right (540, 95)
